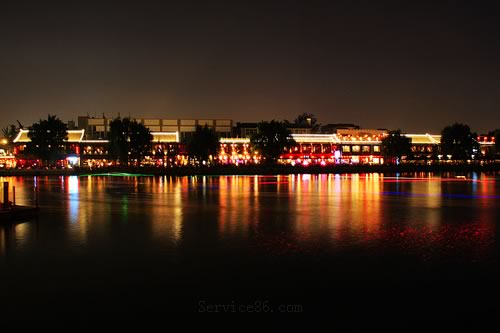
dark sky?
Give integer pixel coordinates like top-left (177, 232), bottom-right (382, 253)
top-left (1, 0), bottom-right (499, 133)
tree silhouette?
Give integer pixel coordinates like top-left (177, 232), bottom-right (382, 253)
top-left (294, 112), bottom-right (321, 133)
top-left (440, 123), bottom-right (477, 160)
top-left (129, 121), bottom-right (153, 164)
top-left (381, 129), bottom-right (411, 164)
top-left (108, 117), bottom-right (152, 166)
top-left (1, 124), bottom-right (18, 144)
top-left (251, 120), bottom-right (295, 163)
top-left (186, 125), bottom-right (219, 165)
top-left (28, 115), bottom-right (68, 165)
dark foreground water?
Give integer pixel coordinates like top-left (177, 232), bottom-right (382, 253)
top-left (0, 173), bottom-right (498, 327)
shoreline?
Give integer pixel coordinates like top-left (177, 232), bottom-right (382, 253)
top-left (1, 163), bottom-right (499, 177)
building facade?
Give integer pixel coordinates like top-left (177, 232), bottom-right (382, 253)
top-left (477, 135), bottom-right (496, 159)
top-left (218, 131), bottom-right (451, 166)
top-left (12, 129), bottom-right (182, 168)
top-left (6, 124), bottom-right (496, 169)
top-left (78, 116), bottom-right (233, 140)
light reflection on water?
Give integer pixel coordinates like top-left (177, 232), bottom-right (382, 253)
top-left (0, 173), bottom-right (497, 261)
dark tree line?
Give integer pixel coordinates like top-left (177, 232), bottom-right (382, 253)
top-left (27, 115), bottom-right (68, 165)
top-left (1, 124), bottom-right (18, 144)
top-left (440, 123), bottom-right (478, 160)
top-left (381, 123), bottom-right (491, 163)
top-left (251, 120), bottom-right (295, 163)
top-left (293, 112), bottom-right (321, 133)
top-left (381, 129), bottom-right (411, 164)
top-left (186, 125), bottom-right (219, 165)
top-left (108, 117), bottom-right (153, 166)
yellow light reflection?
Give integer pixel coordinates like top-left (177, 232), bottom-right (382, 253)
top-left (65, 176), bottom-right (90, 245)
top-left (150, 177), bottom-right (184, 244)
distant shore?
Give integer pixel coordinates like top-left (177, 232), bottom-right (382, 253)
top-left (1, 163), bottom-right (499, 177)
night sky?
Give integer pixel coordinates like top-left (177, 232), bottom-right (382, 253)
top-left (1, 1), bottom-right (499, 133)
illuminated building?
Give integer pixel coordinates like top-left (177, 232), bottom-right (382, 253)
top-left (219, 138), bottom-right (258, 165)
top-left (9, 125), bottom-right (497, 168)
top-left (218, 131), bottom-right (465, 166)
top-left (335, 131), bottom-right (385, 164)
top-left (79, 131), bottom-right (183, 168)
top-left (406, 134), bottom-right (441, 160)
top-left (234, 122), bottom-right (313, 138)
top-left (12, 129), bottom-right (182, 168)
top-left (219, 133), bottom-right (385, 165)
top-left (13, 129), bottom-right (85, 168)
top-left (477, 135), bottom-right (496, 158)
top-left (77, 116), bottom-right (233, 140)
top-left (0, 149), bottom-right (16, 169)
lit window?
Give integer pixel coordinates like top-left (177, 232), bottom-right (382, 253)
top-left (342, 146), bottom-right (351, 152)
top-left (373, 146), bottom-right (380, 152)
top-left (362, 146), bottom-right (370, 153)
top-left (352, 145), bottom-right (360, 153)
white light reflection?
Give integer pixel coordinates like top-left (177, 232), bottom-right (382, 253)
top-left (68, 176), bottom-right (80, 224)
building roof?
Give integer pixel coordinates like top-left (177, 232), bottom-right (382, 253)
top-left (14, 129), bottom-right (179, 143)
top-left (219, 133), bottom-right (443, 145)
top-left (292, 134), bottom-right (340, 143)
top-left (405, 134), bottom-right (441, 144)
top-left (337, 128), bottom-right (387, 136)
top-left (13, 129), bottom-right (85, 143)
top-left (220, 138), bottom-right (251, 144)
top-left (151, 132), bottom-right (179, 143)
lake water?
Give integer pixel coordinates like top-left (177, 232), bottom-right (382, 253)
top-left (0, 173), bottom-right (498, 326)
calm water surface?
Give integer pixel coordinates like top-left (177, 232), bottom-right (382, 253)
top-left (0, 173), bottom-right (498, 324)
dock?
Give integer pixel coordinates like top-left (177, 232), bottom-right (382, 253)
top-left (0, 181), bottom-right (39, 223)
top-left (0, 205), bottom-right (39, 223)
